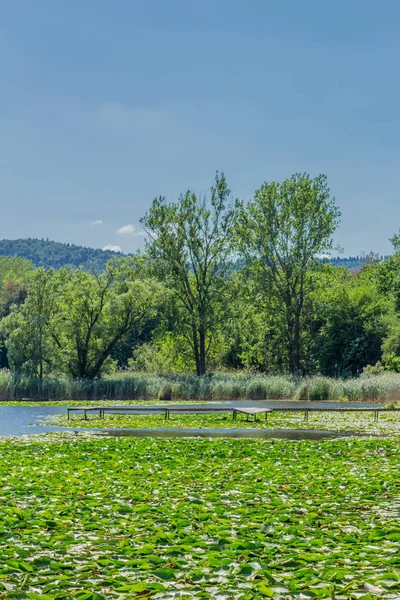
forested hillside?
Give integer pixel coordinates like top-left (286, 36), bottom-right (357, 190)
top-left (0, 238), bottom-right (124, 272)
top-left (320, 255), bottom-right (390, 270)
top-left (0, 239), bottom-right (387, 273)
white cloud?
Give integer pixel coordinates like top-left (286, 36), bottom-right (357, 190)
top-left (136, 231), bottom-right (147, 237)
top-left (103, 244), bottom-right (123, 253)
top-left (91, 219), bottom-right (103, 226)
top-left (117, 224), bottom-right (135, 235)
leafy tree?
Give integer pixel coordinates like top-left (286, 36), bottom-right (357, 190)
top-left (1, 269), bottom-right (59, 378)
top-left (0, 256), bottom-right (35, 368)
top-left (313, 267), bottom-right (390, 376)
top-left (219, 269), bottom-right (287, 372)
top-left (0, 256), bottom-right (34, 283)
top-left (141, 173), bottom-right (237, 376)
top-left (375, 237), bottom-right (400, 371)
top-left (1, 259), bottom-right (164, 380)
top-left (237, 173), bottom-right (341, 376)
top-left (381, 318), bottom-right (400, 372)
top-left (0, 256), bottom-right (34, 317)
top-left (50, 260), bottom-right (164, 379)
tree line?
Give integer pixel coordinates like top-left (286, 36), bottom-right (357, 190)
top-left (1, 171), bottom-right (400, 380)
top-left (0, 238), bottom-right (122, 272)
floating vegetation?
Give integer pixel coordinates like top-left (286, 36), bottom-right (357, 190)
top-left (0, 434), bottom-right (400, 598)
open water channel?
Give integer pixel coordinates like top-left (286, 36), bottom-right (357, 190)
top-left (0, 403), bottom-right (381, 440)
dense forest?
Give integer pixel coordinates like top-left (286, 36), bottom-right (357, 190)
top-left (1, 171), bottom-right (399, 382)
top-left (0, 238), bottom-right (124, 272)
top-left (320, 255), bottom-right (389, 270)
top-left (0, 238), bottom-right (379, 272)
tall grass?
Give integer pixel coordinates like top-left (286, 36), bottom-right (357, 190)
top-left (1, 369), bottom-right (400, 402)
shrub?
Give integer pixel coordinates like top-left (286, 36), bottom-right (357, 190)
top-left (308, 378), bottom-right (331, 401)
top-left (158, 384), bottom-right (172, 401)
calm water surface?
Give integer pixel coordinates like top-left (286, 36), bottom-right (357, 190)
top-left (0, 404), bottom-right (378, 440)
top-left (0, 405), bottom-right (68, 436)
top-left (99, 427), bottom-right (366, 440)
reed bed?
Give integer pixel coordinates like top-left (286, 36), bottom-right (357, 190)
top-left (1, 369), bottom-right (400, 402)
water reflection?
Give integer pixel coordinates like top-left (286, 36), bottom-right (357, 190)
top-left (96, 427), bottom-right (371, 440)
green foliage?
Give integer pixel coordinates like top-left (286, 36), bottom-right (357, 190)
top-left (0, 256), bottom-right (33, 319)
top-left (237, 173), bottom-right (341, 376)
top-left (51, 407), bottom-right (400, 437)
top-left (307, 377), bottom-right (331, 401)
top-left (0, 238), bottom-right (124, 271)
top-left (1, 260), bottom-right (165, 380)
top-left (2, 370), bottom-right (400, 402)
top-left (2, 269), bottom-right (60, 378)
top-left (129, 335), bottom-right (195, 373)
top-left (319, 255), bottom-right (389, 270)
top-left (314, 267), bottom-right (391, 376)
top-left (0, 434), bottom-right (399, 597)
top-left (383, 353), bottom-right (400, 373)
top-left (0, 255), bottom-right (34, 283)
top-left (362, 361), bottom-right (386, 376)
top-left (0, 257), bottom-right (35, 368)
top-left (141, 172), bottom-right (237, 375)
top-left (2, 173), bottom-right (400, 381)
top-left (49, 261), bottom-right (164, 379)
top-left (382, 317), bottom-right (400, 372)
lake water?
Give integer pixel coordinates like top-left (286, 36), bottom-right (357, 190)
top-left (100, 427), bottom-right (365, 440)
top-left (0, 405), bottom-right (68, 436)
top-left (0, 404), bottom-right (377, 440)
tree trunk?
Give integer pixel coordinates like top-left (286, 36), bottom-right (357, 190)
top-left (192, 325), bottom-right (201, 376)
top-left (199, 328), bottom-right (206, 376)
top-left (286, 296), bottom-right (296, 377)
top-left (293, 310), bottom-right (301, 378)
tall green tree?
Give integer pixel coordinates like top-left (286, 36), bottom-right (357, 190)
top-left (141, 173), bottom-right (237, 376)
top-left (312, 266), bottom-right (390, 376)
top-left (1, 268), bottom-right (59, 379)
top-left (372, 233), bottom-right (400, 371)
top-left (2, 260), bottom-right (164, 380)
top-left (237, 173), bottom-right (341, 376)
top-left (0, 256), bottom-right (34, 368)
top-left (51, 260), bottom-right (164, 379)
top-left (0, 256), bottom-right (34, 318)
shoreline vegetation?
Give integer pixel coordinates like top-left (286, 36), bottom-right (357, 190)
top-left (2, 370), bottom-right (400, 403)
top-left (3, 174), bottom-right (400, 397)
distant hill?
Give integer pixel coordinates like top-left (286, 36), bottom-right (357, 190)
top-left (0, 239), bottom-right (390, 273)
top-left (0, 238), bottom-right (126, 272)
top-left (320, 255), bottom-right (390, 270)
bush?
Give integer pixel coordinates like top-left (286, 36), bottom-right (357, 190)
top-left (294, 382), bottom-right (309, 401)
top-left (158, 384), bottom-right (172, 401)
top-left (308, 378), bottom-right (331, 401)
top-left (362, 362), bottom-right (386, 376)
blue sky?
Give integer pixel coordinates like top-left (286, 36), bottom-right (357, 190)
top-left (1, 0), bottom-right (399, 255)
